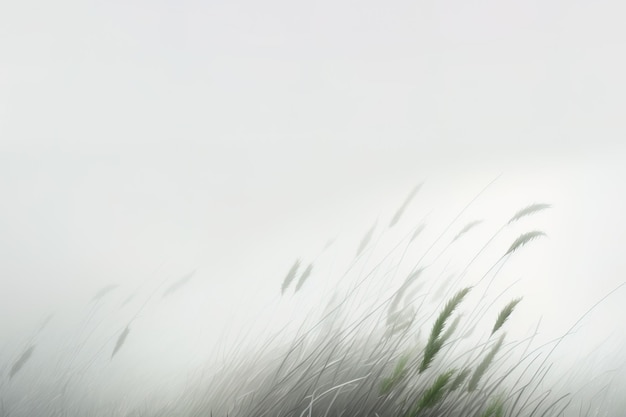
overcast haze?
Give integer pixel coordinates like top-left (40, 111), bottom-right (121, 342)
top-left (1, 0), bottom-right (626, 415)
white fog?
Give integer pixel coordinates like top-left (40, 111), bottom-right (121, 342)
top-left (1, 1), bottom-right (626, 416)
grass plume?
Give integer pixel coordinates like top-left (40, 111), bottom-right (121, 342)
top-left (163, 270), bottom-right (196, 298)
top-left (479, 396), bottom-right (506, 417)
top-left (452, 220), bottom-right (483, 242)
top-left (8, 345), bottom-right (35, 379)
top-left (508, 203), bottom-right (551, 225)
top-left (492, 298), bottom-right (522, 335)
top-left (440, 314), bottom-right (462, 345)
top-left (162, 270), bottom-right (196, 298)
top-left (504, 231), bottom-right (546, 256)
top-left (410, 223), bottom-right (426, 243)
top-left (389, 183), bottom-right (423, 228)
top-left (389, 269), bottom-right (425, 320)
top-left (280, 259), bottom-right (301, 295)
top-left (356, 221), bottom-right (377, 257)
top-left (380, 353), bottom-right (410, 395)
top-left (408, 369), bottom-right (455, 416)
top-left (294, 263), bottom-right (313, 293)
top-left (90, 284), bottom-right (119, 302)
top-left (467, 334), bottom-right (505, 392)
top-left (111, 325), bottom-right (130, 359)
top-left (420, 287), bottom-right (471, 372)
top-left (449, 368), bottom-right (471, 391)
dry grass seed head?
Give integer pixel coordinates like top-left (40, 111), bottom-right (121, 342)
top-left (389, 183), bottom-right (423, 228)
top-left (507, 203), bottom-right (551, 225)
top-left (505, 231), bottom-right (546, 256)
top-left (295, 264), bottom-right (314, 292)
top-left (9, 345), bottom-right (35, 379)
top-left (111, 325), bottom-right (131, 359)
top-left (281, 259), bottom-right (301, 295)
top-left (452, 220), bottom-right (483, 242)
top-left (356, 221), bottom-right (378, 257)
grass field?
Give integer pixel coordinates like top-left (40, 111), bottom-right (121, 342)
top-left (1, 182), bottom-right (623, 417)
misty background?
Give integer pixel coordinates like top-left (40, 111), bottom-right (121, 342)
top-left (1, 0), bottom-right (626, 414)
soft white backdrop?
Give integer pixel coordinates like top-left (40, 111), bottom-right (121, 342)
top-left (1, 0), bottom-right (625, 411)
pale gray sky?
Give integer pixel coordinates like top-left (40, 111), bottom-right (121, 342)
top-left (1, 0), bottom-right (626, 412)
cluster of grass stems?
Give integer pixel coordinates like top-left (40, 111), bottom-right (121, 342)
top-left (0, 186), bottom-right (618, 417)
top-left (157, 196), bottom-right (585, 417)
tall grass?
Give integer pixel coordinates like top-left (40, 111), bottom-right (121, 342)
top-left (0, 183), bottom-right (620, 417)
top-left (156, 187), bottom-right (602, 417)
